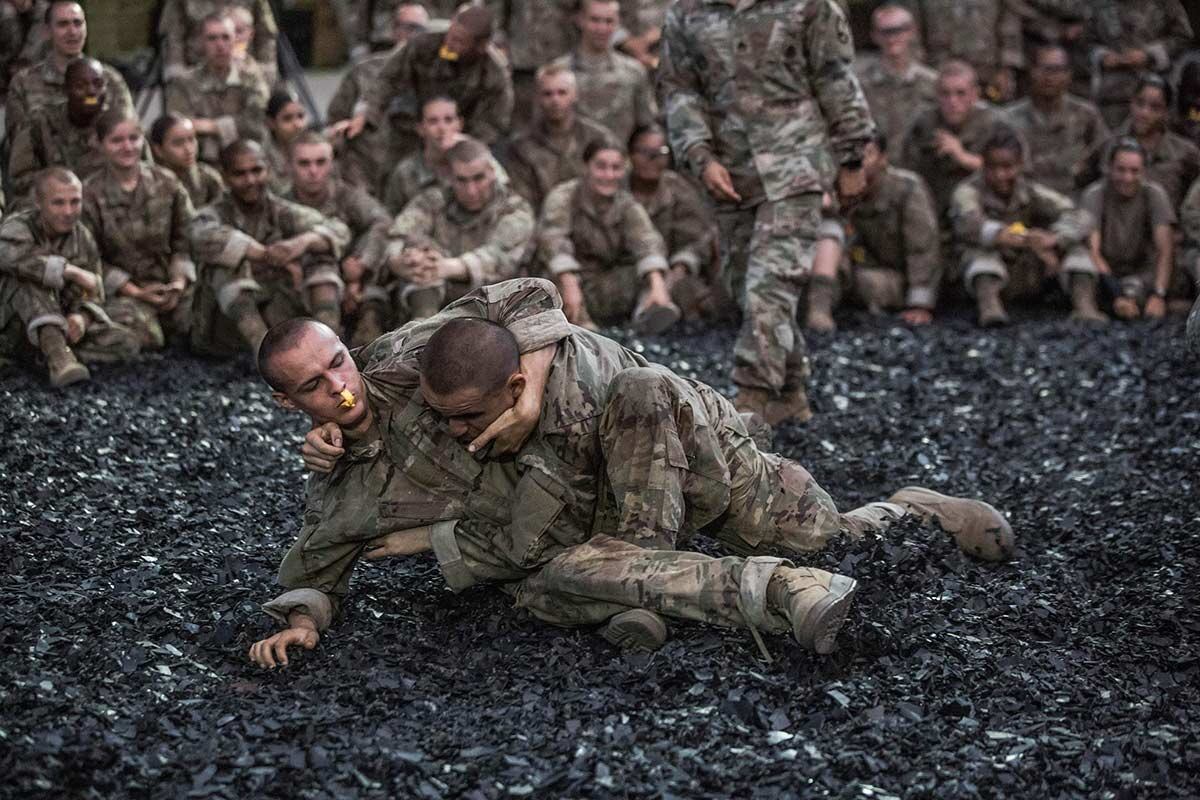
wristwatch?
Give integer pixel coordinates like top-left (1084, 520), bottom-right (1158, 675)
top-left (1152, 287), bottom-right (1167, 298)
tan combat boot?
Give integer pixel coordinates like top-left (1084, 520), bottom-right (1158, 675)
top-left (599, 609), bottom-right (669, 653)
top-left (407, 286), bottom-right (442, 319)
top-left (766, 567), bottom-right (859, 654)
top-left (1069, 274), bottom-right (1108, 323)
top-left (633, 293), bottom-right (681, 336)
top-left (350, 303), bottom-right (386, 348)
top-left (805, 275), bottom-right (837, 332)
top-left (734, 385), bottom-right (771, 419)
top-left (39, 326), bottom-right (90, 388)
top-left (227, 296), bottom-right (269, 355)
top-left (888, 486), bottom-right (1015, 561)
top-left (973, 275), bottom-right (1009, 327)
top-left (764, 385), bottom-right (813, 426)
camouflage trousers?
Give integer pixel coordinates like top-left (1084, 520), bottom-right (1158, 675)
top-left (0, 276), bottom-right (140, 363)
top-left (835, 262), bottom-right (908, 312)
top-left (963, 245), bottom-right (1096, 298)
top-left (106, 290), bottom-right (194, 351)
top-left (717, 193), bottom-right (821, 393)
top-left (574, 263), bottom-right (703, 327)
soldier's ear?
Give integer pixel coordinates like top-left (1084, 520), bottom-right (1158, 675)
top-left (507, 372), bottom-right (526, 403)
top-left (272, 391), bottom-right (297, 411)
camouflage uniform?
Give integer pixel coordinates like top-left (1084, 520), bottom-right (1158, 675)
top-left (382, 149), bottom-right (511, 216)
top-left (1002, 95), bottom-right (1108, 198)
top-left (1079, 178), bottom-right (1180, 301)
top-left (950, 173), bottom-right (1096, 298)
top-left (1085, 0), bottom-right (1193, 128)
top-left (187, 191), bottom-right (351, 356)
top-left (659, 0), bottom-right (873, 394)
top-left (82, 164), bottom-right (197, 348)
top-left (488, 0), bottom-right (578, 125)
top-left (285, 179), bottom-right (391, 280)
top-left (172, 161), bottom-right (226, 209)
top-left (909, 0), bottom-right (1023, 96)
top-left (261, 134), bottom-right (292, 195)
top-left (369, 31), bottom-right (513, 161)
top-left (7, 104), bottom-right (109, 202)
top-left (1172, 179), bottom-right (1200, 292)
top-left (158, 0), bottom-right (278, 85)
top-left (897, 102), bottom-right (1003, 218)
top-left (326, 50), bottom-right (392, 193)
top-left (537, 178), bottom-right (668, 324)
top-left (0, 0), bottom-right (47, 104)
top-left (503, 115), bottom-right (612, 213)
top-left (633, 169), bottom-right (720, 318)
top-left (382, 182), bottom-right (534, 315)
top-left (1077, 124), bottom-right (1200, 210)
top-left (166, 63), bottom-right (270, 165)
top-left (853, 54), bottom-right (937, 157)
top-left (552, 49), bottom-right (658, 146)
top-left (4, 57), bottom-right (133, 141)
top-left (0, 208), bottom-right (139, 364)
top-left (838, 166), bottom-right (942, 310)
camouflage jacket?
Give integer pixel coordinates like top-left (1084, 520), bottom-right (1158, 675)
top-left (658, 0), bottom-right (873, 202)
top-left (853, 54), bottom-right (937, 157)
top-left (950, 173), bottom-right (1093, 252)
top-left (538, 178), bottom-right (668, 278)
top-left (1002, 95), bottom-right (1109, 198)
top-left (167, 63), bottom-right (269, 164)
top-left (503, 116), bottom-right (612, 213)
top-left (634, 169), bottom-right (715, 276)
top-left (897, 102), bottom-right (1003, 217)
top-left (370, 31), bottom-right (513, 147)
top-left (173, 161), bottom-right (226, 209)
top-left (285, 179), bottom-right (391, 271)
top-left (845, 166), bottom-right (941, 308)
top-left (7, 105), bottom-right (109, 201)
top-left (487, 0), bottom-right (578, 71)
top-left (0, 208), bottom-right (104, 309)
top-left (82, 164), bottom-right (196, 295)
top-left (1086, 0), bottom-right (1192, 106)
top-left (911, 0), bottom-right (1023, 78)
top-left (189, 190), bottom-right (351, 270)
top-left (552, 48), bottom-right (658, 147)
top-left (158, 0), bottom-right (278, 82)
top-left (385, 183), bottom-right (534, 290)
top-left (4, 56), bottom-right (133, 140)
top-left (327, 50), bottom-right (390, 123)
top-left (383, 149), bottom-right (511, 215)
top-left (0, 0), bottom-right (47, 102)
top-left (1078, 123), bottom-right (1200, 210)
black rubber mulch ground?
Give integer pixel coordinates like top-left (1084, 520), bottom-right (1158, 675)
top-left (1, 309), bottom-right (1197, 799)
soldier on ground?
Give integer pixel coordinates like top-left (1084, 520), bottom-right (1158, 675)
top-left (950, 126), bottom-right (1104, 326)
top-left (187, 140), bottom-right (350, 356)
top-left (0, 168), bottom-right (139, 386)
top-left (853, 3), bottom-right (937, 157)
top-left (82, 111), bottom-right (196, 350)
top-left (148, 112), bottom-right (226, 209)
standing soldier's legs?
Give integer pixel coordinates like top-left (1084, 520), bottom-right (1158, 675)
top-left (730, 194), bottom-right (823, 426)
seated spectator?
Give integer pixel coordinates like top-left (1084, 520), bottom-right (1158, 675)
top-left (552, 0), bottom-right (657, 146)
top-left (504, 63), bottom-right (611, 214)
top-left (950, 127), bottom-right (1104, 326)
top-left (284, 132), bottom-right (391, 346)
top-left (149, 112), bottom-right (225, 209)
top-left (226, 4), bottom-right (277, 87)
top-left (910, 0), bottom-right (1022, 103)
top-left (166, 12), bottom-right (269, 166)
top-left (159, 0), bottom-right (277, 100)
top-left (263, 89), bottom-right (310, 194)
top-left (1, 0), bottom-right (49, 106)
top-left (0, 168), bottom-right (139, 387)
top-left (8, 57), bottom-right (115, 201)
top-left (537, 138), bottom-right (678, 334)
top-left (370, 5), bottom-right (513, 162)
top-left (807, 131), bottom-right (941, 331)
top-left (626, 124), bottom-right (719, 321)
top-left (381, 137), bottom-right (533, 325)
top-left (491, 0), bottom-right (580, 128)
top-left (4, 0), bottom-right (132, 140)
top-left (898, 60), bottom-right (1004, 220)
top-left (82, 111), bottom-right (197, 350)
top-left (1086, 0), bottom-right (1192, 128)
top-left (1080, 139), bottom-right (1176, 321)
top-left (1176, 178), bottom-right (1200, 309)
top-left (1078, 75), bottom-right (1200, 209)
top-left (1175, 58), bottom-right (1200, 147)
top-left (854, 3), bottom-right (937, 157)
top-left (188, 140), bottom-right (351, 356)
top-left (1002, 44), bottom-right (1108, 198)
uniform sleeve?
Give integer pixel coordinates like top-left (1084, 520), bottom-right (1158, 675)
top-left (1143, 1), bottom-right (1193, 72)
top-left (0, 217), bottom-right (66, 288)
top-left (623, 198), bottom-right (669, 277)
top-left (158, 1), bottom-right (189, 80)
top-left (281, 197), bottom-right (352, 260)
top-left (326, 65), bottom-right (361, 123)
top-left (1146, 182), bottom-right (1177, 229)
top-left (900, 177), bottom-right (942, 309)
top-left (662, 176), bottom-right (715, 275)
top-left (103, 66), bottom-right (135, 120)
top-left (804, 0), bottom-right (873, 166)
top-left (1180, 179), bottom-right (1200, 275)
top-left (454, 194), bottom-right (535, 288)
top-left (345, 187), bottom-right (392, 268)
top-left (1038, 185), bottom-right (1093, 246)
top-left (6, 116), bottom-right (42, 200)
top-left (232, 80), bottom-right (270, 144)
top-left (658, 4), bottom-right (715, 175)
top-left (169, 180), bottom-right (198, 283)
top-left (189, 204), bottom-right (258, 268)
top-left (537, 183), bottom-right (580, 275)
top-left (384, 189), bottom-right (441, 265)
top-left (369, 45), bottom-right (414, 127)
top-left (949, 180), bottom-right (999, 248)
top-left (502, 143), bottom-right (541, 210)
top-left (252, 0), bottom-right (279, 76)
top-left (81, 186), bottom-right (129, 295)
top-left (633, 64), bottom-right (659, 132)
top-left (467, 50), bottom-right (514, 145)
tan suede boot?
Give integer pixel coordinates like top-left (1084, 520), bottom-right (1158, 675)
top-left (632, 293), bottom-right (681, 336)
top-left (767, 567), bottom-right (859, 654)
top-left (227, 296), bottom-right (269, 355)
top-left (764, 385), bottom-right (813, 426)
top-left (39, 326), bottom-right (89, 388)
top-left (888, 486), bottom-right (1016, 561)
top-left (350, 303), bottom-right (386, 348)
top-left (974, 275), bottom-right (1009, 327)
top-left (599, 609), bottom-right (668, 653)
top-left (1069, 274), bottom-right (1108, 323)
top-left (805, 275), bottom-right (837, 332)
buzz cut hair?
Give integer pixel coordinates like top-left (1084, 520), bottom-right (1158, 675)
top-left (938, 59), bottom-right (978, 86)
top-left (446, 136), bottom-right (491, 166)
top-left (34, 167), bottom-right (81, 200)
top-left (420, 318), bottom-right (519, 397)
top-left (535, 61), bottom-right (577, 89)
top-left (45, 0), bottom-right (83, 25)
top-left (219, 138), bottom-right (264, 172)
top-left (257, 317), bottom-right (325, 391)
top-left (289, 129), bottom-right (332, 157)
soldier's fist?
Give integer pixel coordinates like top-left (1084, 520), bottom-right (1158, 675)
top-left (302, 422), bottom-right (345, 473)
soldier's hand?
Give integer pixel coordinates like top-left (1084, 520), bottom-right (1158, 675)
top-left (994, 229), bottom-right (1028, 250)
top-left (1144, 294), bottom-right (1166, 319)
top-left (267, 239), bottom-right (307, 267)
top-left (363, 526), bottom-right (433, 560)
top-left (248, 626), bottom-right (319, 669)
top-left (900, 308), bottom-right (933, 326)
top-left (302, 422), bottom-right (345, 473)
top-left (65, 312), bottom-right (88, 344)
top-left (468, 399), bottom-right (538, 455)
top-left (64, 264), bottom-right (99, 294)
top-left (702, 161), bottom-right (742, 203)
top-left (558, 272), bottom-right (587, 325)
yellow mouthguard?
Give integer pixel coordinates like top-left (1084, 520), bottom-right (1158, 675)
top-left (439, 45), bottom-right (459, 61)
top-left (338, 389), bottom-right (357, 409)
top-left (82, 97), bottom-right (100, 106)
top-left (1007, 222), bottom-right (1027, 235)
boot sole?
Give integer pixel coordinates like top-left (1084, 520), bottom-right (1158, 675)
top-left (632, 303), bottom-right (681, 336)
top-left (600, 609), bottom-right (668, 653)
top-left (50, 364), bottom-right (90, 388)
top-left (799, 575), bottom-right (858, 655)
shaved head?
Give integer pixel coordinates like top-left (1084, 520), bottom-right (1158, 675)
top-left (257, 317), bottom-right (329, 391)
top-left (420, 318), bottom-right (518, 397)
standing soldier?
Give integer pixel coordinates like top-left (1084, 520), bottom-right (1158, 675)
top-left (188, 140), bottom-right (351, 356)
top-left (0, 168), bottom-right (139, 387)
top-left (5, 0), bottom-right (132, 139)
top-left (908, 0), bottom-right (1022, 104)
top-left (659, 0), bottom-right (874, 425)
top-left (853, 3), bottom-right (936, 157)
top-left (166, 13), bottom-right (270, 166)
top-left (0, 0), bottom-right (49, 106)
top-left (490, 0), bottom-right (580, 128)
top-left (553, 0), bottom-right (658, 147)
top-left (158, 0), bottom-right (278, 101)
